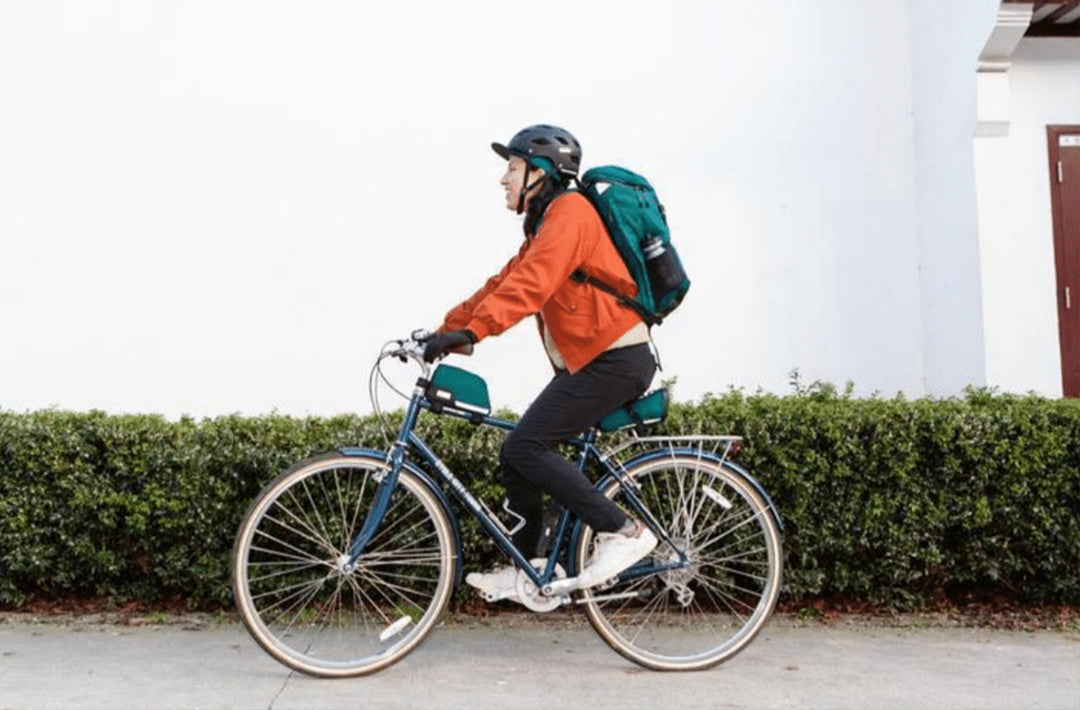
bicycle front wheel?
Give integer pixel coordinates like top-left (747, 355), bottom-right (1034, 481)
top-left (575, 454), bottom-right (783, 671)
top-left (232, 453), bottom-right (456, 677)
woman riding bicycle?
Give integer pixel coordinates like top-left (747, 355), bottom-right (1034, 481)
top-left (422, 124), bottom-right (658, 602)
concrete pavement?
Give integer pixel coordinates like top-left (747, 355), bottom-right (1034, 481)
top-left (0, 613), bottom-right (1077, 710)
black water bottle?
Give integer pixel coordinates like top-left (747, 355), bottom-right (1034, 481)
top-left (643, 236), bottom-right (684, 295)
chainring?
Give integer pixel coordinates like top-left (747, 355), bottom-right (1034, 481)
top-left (515, 558), bottom-right (567, 613)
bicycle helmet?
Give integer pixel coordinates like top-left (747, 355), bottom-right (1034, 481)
top-left (491, 124), bottom-right (582, 178)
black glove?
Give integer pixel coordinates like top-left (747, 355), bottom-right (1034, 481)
top-left (422, 329), bottom-right (476, 363)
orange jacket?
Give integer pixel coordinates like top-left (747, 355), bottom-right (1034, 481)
top-left (441, 192), bottom-right (643, 373)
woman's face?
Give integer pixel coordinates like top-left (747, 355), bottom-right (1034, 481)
top-left (500, 156), bottom-right (543, 212)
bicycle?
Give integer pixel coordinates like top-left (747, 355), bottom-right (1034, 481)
top-left (231, 332), bottom-right (784, 677)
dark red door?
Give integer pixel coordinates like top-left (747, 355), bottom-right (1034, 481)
top-left (1049, 126), bottom-right (1080, 397)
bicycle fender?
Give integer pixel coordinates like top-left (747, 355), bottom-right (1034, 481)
top-left (338, 447), bottom-right (465, 588)
top-left (600, 447), bottom-right (785, 533)
top-left (720, 459), bottom-right (785, 533)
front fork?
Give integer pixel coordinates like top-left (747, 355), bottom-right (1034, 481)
top-left (339, 445), bottom-right (406, 572)
top-left (340, 385), bottom-right (426, 572)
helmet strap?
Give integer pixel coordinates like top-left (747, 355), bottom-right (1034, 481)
top-left (516, 164), bottom-right (548, 215)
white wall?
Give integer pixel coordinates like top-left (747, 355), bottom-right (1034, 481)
top-left (975, 38), bottom-right (1080, 396)
top-left (0, 1), bottom-right (1011, 419)
top-left (660, 0), bottom-right (926, 402)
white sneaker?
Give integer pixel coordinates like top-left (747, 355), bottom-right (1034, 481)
top-left (579, 521), bottom-right (658, 589)
top-left (465, 565), bottom-right (519, 603)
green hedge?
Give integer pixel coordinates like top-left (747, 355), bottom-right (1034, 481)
top-left (670, 386), bottom-right (1080, 608)
top-left (1, 388), bottom-right (1078, 610)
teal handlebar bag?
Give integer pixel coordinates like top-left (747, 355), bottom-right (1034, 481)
top-left (425, 364), bottom-right (492, 416)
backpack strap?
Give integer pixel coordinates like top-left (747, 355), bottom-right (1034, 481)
top-left (570, 269), bottom-right (661, 327)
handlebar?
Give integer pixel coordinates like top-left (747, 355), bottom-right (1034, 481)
top-left (380, 329), bottom-right (473, 376)
top-left (370, 329), bottom-right (474, 434)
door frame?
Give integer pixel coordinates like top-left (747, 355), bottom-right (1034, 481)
top-left (1048, 125), bottom-right (1080, 397)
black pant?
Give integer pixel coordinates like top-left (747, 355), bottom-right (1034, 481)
top-left (499, 343), bottom-right (656, 555)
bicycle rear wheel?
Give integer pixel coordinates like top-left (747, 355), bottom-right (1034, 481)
top-left (232, 453), bottom-right (456, 677)
top-left (575, 454), bottom-right (783, 671)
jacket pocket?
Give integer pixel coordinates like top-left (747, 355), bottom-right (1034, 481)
top-left (549, 280), bottom-right (597, 317)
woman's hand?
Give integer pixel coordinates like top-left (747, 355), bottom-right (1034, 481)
top-left (422, 329), bottom-right (477, 363)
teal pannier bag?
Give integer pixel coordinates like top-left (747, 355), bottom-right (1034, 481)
top-left (425, 364), bottom-right (491, 417)
top-left (597, 389), bottom-right (670, 432)
top-left (572, 166), bottom-right (690, 326)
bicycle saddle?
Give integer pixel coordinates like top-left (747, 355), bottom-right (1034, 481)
top-left (596, 388), bottom-right (669, 432)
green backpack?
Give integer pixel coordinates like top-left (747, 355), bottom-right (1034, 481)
top-left (572, 166), bottom-right (690, 326)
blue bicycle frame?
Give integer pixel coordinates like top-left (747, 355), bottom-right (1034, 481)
top-left (339, 376), bottom-right (692, 591)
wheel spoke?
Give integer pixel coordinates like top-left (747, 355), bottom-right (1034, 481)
top-left (279, 484), bottom-right (333, 554)
top-left (256, 510), bottom-right (339, 559)
top-left (247, 538), bottom-right (327, 568)
top-left (258, 573), bottom-right (333, 626)
top-left (246, 558), bottom-right (325, 586)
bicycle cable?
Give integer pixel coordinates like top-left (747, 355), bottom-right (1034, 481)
top-left (367, 339), bottom-right (418, 446)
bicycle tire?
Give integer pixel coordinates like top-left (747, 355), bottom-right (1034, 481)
top-left (231, 453), bottom-right (456, 677)
top-left (574, 454), bottom-right (783, 671)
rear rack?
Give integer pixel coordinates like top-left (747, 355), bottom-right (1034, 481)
top-left (599, 435), bottom-right (743, 468)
